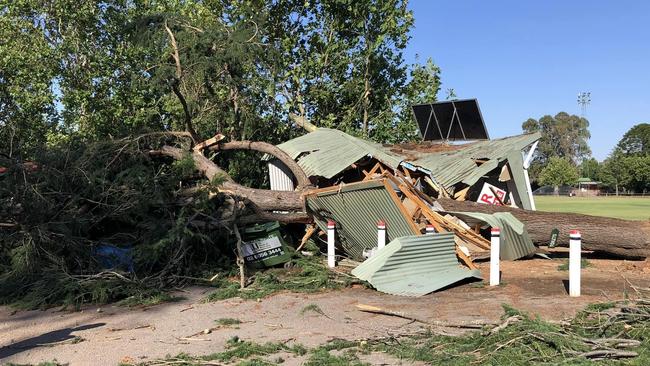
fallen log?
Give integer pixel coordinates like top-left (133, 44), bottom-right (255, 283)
top-left (150, 138), bottom-right (311, 224)
top-left (436, 198), bottom-right (650, 259)
top-left (151, 135), bottom-right (649, 259)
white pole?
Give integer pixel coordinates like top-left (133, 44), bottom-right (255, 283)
top-left (523, 141), bottom-right (539, 211)
top-left (327, 220), bottom-right (336, 268)
top-left (523, 141), bottom-right (539, 169)
top-left (569, 230), bottom-right (581, 297)
top-left (490, 227), bottom-right (501, 286)
top-left (523, 169), bottom-right (537, 211)
top-left (377, 220), bottom-right (386, 250)
top-left (425, 224), bottom-right (435, 235)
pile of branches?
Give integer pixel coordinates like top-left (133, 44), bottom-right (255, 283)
top-left (0, 135), bottom-right (236, 308)
top-left (367, 293), bottom-right (650, 364)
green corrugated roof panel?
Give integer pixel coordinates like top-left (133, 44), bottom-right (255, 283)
top-left (450, 211), bottom-right (535, 260)
top-left (411, 133), bottom-right (542, 190)
top-left (306, 180), bottom-right (417, 260)
top-left (277, 129), bottom-right (541, 193)
top-left (277, 128), bottom-right (403, 179)
top-left (351, 233), bottom-right (482, 297)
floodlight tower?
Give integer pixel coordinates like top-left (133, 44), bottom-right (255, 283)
top-left (577, 92), bottom-right (591, 116)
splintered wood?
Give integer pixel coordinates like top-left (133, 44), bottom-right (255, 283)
top-left (378, 171), bottom-right (491, 269)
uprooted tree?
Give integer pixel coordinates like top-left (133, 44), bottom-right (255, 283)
top-left (2, 131), bottom-right (650, 309)
top-left (151, 135), bottom-right (650, 260)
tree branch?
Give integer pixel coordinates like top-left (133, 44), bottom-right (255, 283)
top-left (150, 145), bottom-right (308, 215)
top-left (289, 113), bottom-right (317, 133)
top-left (163, 20), bottom-right (199, 143)
top-left (210, 140), bottom-right (311, 189)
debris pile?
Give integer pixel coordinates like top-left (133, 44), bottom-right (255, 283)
top-left (260, 126), bottom-right (648, 296)
top-left (2, 111), bottom-right (648, 307)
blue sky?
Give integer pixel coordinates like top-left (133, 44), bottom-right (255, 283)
top-left (404, 0), bottom-right (650, 160)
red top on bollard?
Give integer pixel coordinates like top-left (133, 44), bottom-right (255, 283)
top-left (491, 227), bottom-right (500, 235)
top-left (570, 229), bottom-right (581, 237)
top-left (377, 220), bottom-right (386, 228)
top-left (327, 220), bottom-right (336, 228)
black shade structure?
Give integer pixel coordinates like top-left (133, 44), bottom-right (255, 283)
top-left (412, 99), bottom-right (490, 141)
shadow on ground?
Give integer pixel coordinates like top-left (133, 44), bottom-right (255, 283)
top-left (0, 322), bottom-right (105, 359)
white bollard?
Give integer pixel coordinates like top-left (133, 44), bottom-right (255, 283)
top-left (425, 224), bottom-right (435, 235)
top-left (377, 220), bottom-right (386, 250)
top-left (490, 227), bottom-right (500, 286)
top-left (569, 230), bottom-right (581, 297)
top-left (327, 220), bottom-right (336, 268)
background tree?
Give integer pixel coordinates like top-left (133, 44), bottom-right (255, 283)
top-left (538, 156), bottom-right (579, 195)
top-left (600, 123), bottom-right (650, 194)
top-left (522, 112), bottom-right (591, 182)
top-left (579, 157), bottom-right (600, 180)
top-left (615, 123), bottom-right (650, 156)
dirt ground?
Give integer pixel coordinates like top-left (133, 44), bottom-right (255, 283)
top-left (2, 252), bottom-right (649, 366)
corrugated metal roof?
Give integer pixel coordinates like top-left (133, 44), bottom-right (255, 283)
top-left (305, 180), bottom-right (418, 260)
top-left (450, 211), bottom-right (535, 260)
top-left (351, 233), bottom-right (482, 297)
top-left (276, 129), bottom-right (540, 193)
top-left (276, 128), bottom-right (403, 179)
top-left (409, 133), bottom-right (541, 189)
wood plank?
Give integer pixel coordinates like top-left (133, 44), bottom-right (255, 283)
top-left (397, 182), bottom-right (491, 250)
top-left (296, 225), bottom-right (317, 251)
top-left (382, 179), bottom-right (421, 235)
top-left (453, 186), bottom-right (470, 201)
top-left (456, 246), bottom-right (478, 270)
top-left (362, 162), bottom-right (381, 181)
top-left (193, 134), bottom-right (225, 151)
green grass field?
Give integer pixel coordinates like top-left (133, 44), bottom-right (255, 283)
top-left (534, 196), bottom-right (650, 221)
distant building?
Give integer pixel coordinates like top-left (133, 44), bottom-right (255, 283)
top-left (573, 177), bottom-right (600, 196)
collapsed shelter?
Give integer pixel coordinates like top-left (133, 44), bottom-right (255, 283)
top-left (257, 118), bottom-right (544, 295)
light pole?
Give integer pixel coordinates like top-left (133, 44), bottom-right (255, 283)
top-left (577, 92), bottom-right (591, 117)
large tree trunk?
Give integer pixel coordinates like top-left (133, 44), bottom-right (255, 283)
top-left (152, 137), bottom-right (650, 259)
top-left (437, 198), bottom-right (650, 259)
top-left (151, 141), bottom-right (310, 224)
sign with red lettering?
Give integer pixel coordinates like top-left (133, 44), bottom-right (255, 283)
top-left (476, 183), bottom-right (506, 206)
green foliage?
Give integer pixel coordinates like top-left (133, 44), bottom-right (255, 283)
top-left (616, 123), bottom-right (650, 156)
top-left (1, 0), bottom-right (440, 158)
top-left (305, 348), bottom-right (368, 366)
top-left (0, 137), bottom-right (232, 308)
top-left (371, 57), bottom-right (441, 143)
top-left (205, 255), bottom-right (353, 302)
top-left (300, 303), bottom-right (326, 317)
top-left (601, 154), bottom-right (650, 193)
top-left (139, 297), bottom-right (650, 366)
top-left (215, 317), bottom-right (242, 326)
top-left (601, 123), bottom-right (650, 193)
top-left (0, 0), bottom-right (441, 309)
top-left (539, 156), bottom-right (580, 190)
top-left (137, 339), bottom-right (304, 365)
top-left (523, 112), bottom-right (591, 182)
top-left (579, 157), bottom-right (600, 181)
top-left (118, 292), bottom-right (184, 307)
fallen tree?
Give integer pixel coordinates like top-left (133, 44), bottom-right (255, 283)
top-left (153, 138), bottom-right (650, 259)
top-left (436, 198), bottom-right (650, 259)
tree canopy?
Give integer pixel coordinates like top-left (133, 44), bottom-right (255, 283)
top-left (614, 123), bottom-right (650, 157)
top-left (0, 0), bottom-right (445, 308)
top-left (522, 112), bottom-right (591, 164)
top-left (521, 112), bottom-right (590, 184)
top-left (0, 0), bottom-right (441, 161)
top-left (538, 156), bottom-right (579, 193)
top-left (599, 123), bottom-right (650, 194)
